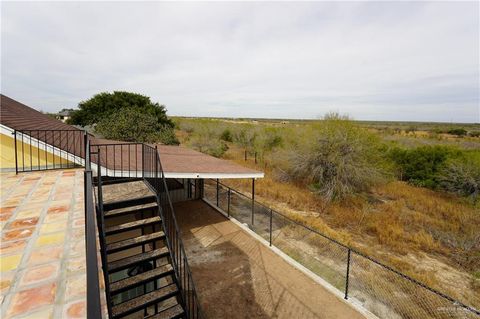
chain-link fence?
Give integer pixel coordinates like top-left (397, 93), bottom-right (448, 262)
top-left (203, 179), bottom-right (480, 319)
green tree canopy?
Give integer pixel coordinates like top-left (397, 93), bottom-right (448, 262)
top-left (95, 107), bottom-right (178, 145)
top-left (68, 91), bottom-right (174, 128)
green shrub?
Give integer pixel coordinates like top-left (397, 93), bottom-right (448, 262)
top-left (278, 113), bottom-right (388, 201)
top-left (220, 129), bottom-right (233, 142)
top-left (405, 126), bottom-right (417, 133)
top-left (437, 152), bottom-right (480, 203)
top-left (448, 128), bottom-right (468, 136)
top-left (389, 145), bottom-right (460, 188)
top-left (469, 131), bottom-right (480, 138)
top-left (187, 124), bottom-right (229, 157)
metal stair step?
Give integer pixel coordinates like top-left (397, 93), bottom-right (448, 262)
top-left (106, 216), bottom-right (162, 235)
top-left (109, 247), bottom-right (170, 273)
top-left (103, 195), bottom-right (157, 212)
top-left (95, 177), bottom-right (142, 186)
top-left (111, 283), bottom-right (179, 319)
top-left (110, 263), bottom-right (174, 295)
top-left (106, 231), bottom-right (165, 254)
top-left (149, 304), bottom-right (185, 319)
top-left (104, 201), bottom-right (158, 218)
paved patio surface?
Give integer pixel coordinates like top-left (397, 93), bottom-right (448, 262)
top-left (0, 169), bottom-right (86, 319)
top-left (174, 199), bottom-right (365, 319)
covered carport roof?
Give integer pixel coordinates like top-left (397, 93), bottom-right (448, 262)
top-left (157, 145), bottom-right (264, 179)
top-left (89, 139), bottom-right (264, 179)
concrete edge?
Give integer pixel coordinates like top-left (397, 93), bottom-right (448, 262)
top-left (202, 198), bottom-right (379, 319)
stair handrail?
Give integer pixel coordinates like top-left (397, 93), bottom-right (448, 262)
top-left (93, 146), bottom-right (114, 318)
top-left (84, 136), bottom-right (103, 318)
top-left (144, 144), bottom-right (205, 319)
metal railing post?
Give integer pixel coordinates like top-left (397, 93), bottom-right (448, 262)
top-left (97, 148), bottom-right (103, 206)
top-left (142, 144), bottom-right (145, 179)
top-left (83, 131), bottom-right (88, 165)
top-left (227, 188), bottom-right (231, 217)
top-left (345, 248), bottom-right (351, 299)
top-left (216, 178), bottom-right (219, 206)
top-left (13, 130), bottom-right (18, 175)
top-left (269, 209), bottom-right (273, 246)
top-left (155, 145), bottom-right (159, 191)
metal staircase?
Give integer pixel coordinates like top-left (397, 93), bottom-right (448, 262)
top-left (89, 143), bottom-right (203, 319)
top-left (97, 182), bottom-right (185, 319)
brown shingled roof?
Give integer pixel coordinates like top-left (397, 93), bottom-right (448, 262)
top-left (157, 145), bottom-right (263, 177)
top-left (1, 94), bottom-right (80, 131)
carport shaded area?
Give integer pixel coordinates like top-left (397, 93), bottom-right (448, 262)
top-left (173, 200), bottom-right (365, 319)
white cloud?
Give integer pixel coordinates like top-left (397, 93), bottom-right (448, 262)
top-left (1, 1), bottom-right (479, 122)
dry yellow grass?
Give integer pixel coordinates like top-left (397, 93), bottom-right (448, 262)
top-left (220, 147), bottom-right (480, 307)
top-left (176, 124), bottom-right (480, 308)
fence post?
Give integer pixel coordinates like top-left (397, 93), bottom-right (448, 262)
top-left (255, 152), bottom-right (257, 164)
top-left (227, 188), bottom-right (231, 217)
top-left (345, 248), bottom-right (351, 299)
top-left (244, 149), bottom-right (247, 161)
top-left (216, 178), bottom-right (219, 206)
top-left (251, 178), bottom-right (255, 225)
top-left (13, 130), bottom-right (18, 175)
top-left (269, 209), bottom-right (273, 246)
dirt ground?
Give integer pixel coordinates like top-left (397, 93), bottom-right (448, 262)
top-left (174, 200), bottom-right (366, 319)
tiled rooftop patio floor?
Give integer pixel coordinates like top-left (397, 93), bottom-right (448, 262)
top-left (0, 169), bottom-right (86, 319)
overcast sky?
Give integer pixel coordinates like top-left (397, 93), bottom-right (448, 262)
top-left (1, 1), bottom-right (479, 123)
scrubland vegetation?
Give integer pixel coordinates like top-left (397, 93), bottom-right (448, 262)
top-left (174, 115), bottom-right (480, 308)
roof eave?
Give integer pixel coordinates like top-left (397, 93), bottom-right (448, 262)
top-left (163, 172), bottom-right (265, 179)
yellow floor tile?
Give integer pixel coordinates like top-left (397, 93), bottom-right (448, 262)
top-left (44, 213), bottom-right (68, 224)
top-left (15, 210), bottom-right (42, 219)
top-left (0, 254), bottom-right (22, 272)
top-left (35, 233), bottom-right (65, 247)
top-left (39, 221), bottom-right (68, 234)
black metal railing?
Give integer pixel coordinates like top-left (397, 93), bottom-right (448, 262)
top-left (84, 137), bottom-right (103, 318)
top-left (89, 142), bottom-right (143, 178)
top-left (205, 179), bottom-right (480, 319)
top-left (143, 144), bottom-right (204, 319)
top-left (13, 129), bottom-right (85, 173)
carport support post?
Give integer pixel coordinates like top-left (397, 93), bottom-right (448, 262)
top-left (216, 178), bottom-right (219, 206)
top-left (227, 188), bottom-right (231, 217)
top-left (251, 178), bottom-right (255, 225)
top-left (198, 179), bottom-right (204, 199)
